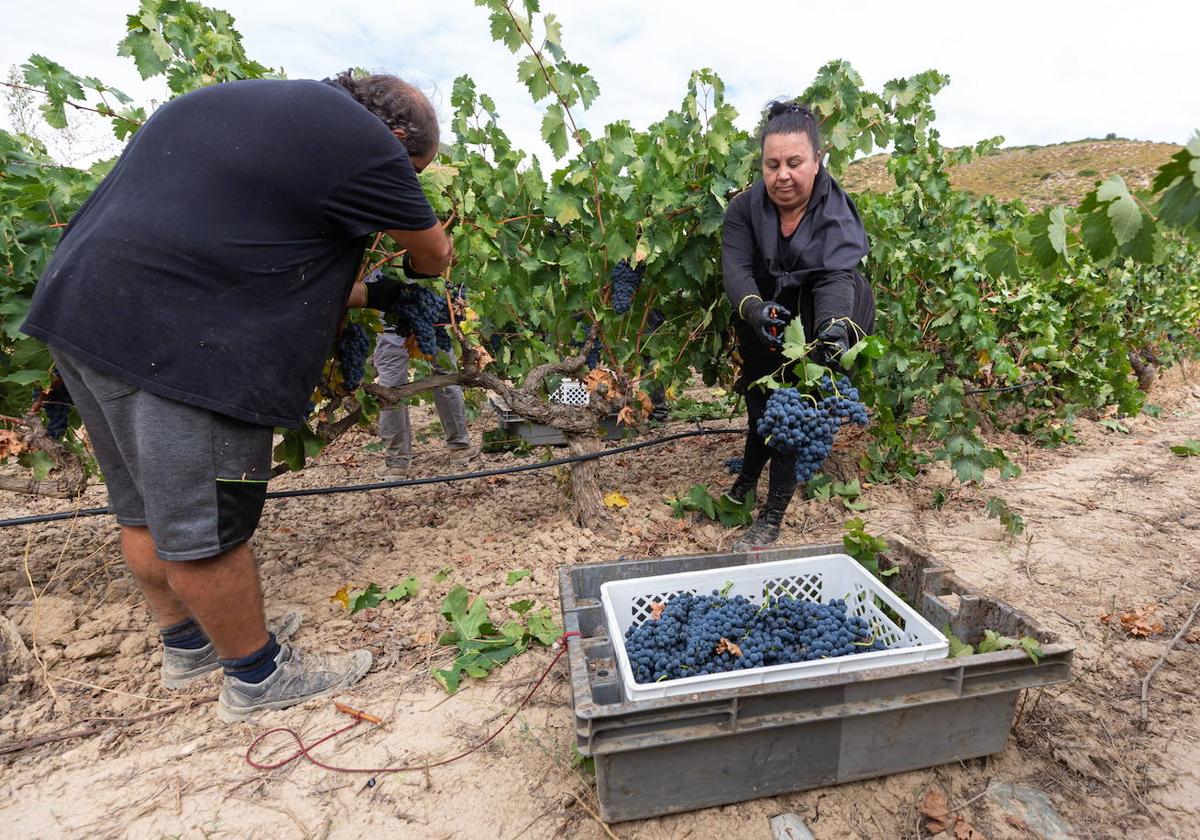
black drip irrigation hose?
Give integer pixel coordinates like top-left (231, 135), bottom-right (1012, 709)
top-left (0, 426), bottom-right (744, 529)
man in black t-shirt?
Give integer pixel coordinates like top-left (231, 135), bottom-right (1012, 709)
top-left (22, 71), bottom-right (452, 721)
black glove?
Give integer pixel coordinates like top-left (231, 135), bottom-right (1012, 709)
top-left (364, 274), bottom-right (404, 311)
top-left (743, 299), bottom-right (791, 348)
top-left (810, 320), bottom-right (852, 369)
top-left (401, 251), bottom-right (442, 280)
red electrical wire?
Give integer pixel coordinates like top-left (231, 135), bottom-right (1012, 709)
top-left (245, 631), bottom-right (581, 775)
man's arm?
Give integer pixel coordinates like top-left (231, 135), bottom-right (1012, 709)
top-left (347, 222), bottom-right (453, 310)
top-left (388, 222), bottom-right (452, 276)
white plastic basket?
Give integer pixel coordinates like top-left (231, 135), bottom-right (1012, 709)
top-left (550, 378), bottom-right (590, 407)
top-left (601, 552), bottom-right (949, 700)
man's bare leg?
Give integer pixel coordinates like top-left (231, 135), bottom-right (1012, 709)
top-left (164, 543), bottom-right (269, 660)
top-left (120, 525), bottom-right (191, 628)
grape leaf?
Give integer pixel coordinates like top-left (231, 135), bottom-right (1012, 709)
top-left (349, 583), bottom-right (384, 614)
top-left (603, 490), bottom-right (629, 508)
top-left (943, 624), bottom-right (974, 658)
top-left (439, 585), bottom-right (494, 642)
top-left (329, 585), bottom-right (351, 610)
top-left (385, 577), bottom-right (420, 601)
top-left (1097, 176), bottom-right (1143, 246)
top-left (540, 103), bottom-right (569, 158)
top-left (509, 599), bottom-right (535, 616)
top-left (1170, 439), bottom-right (1200, 457)
top-left (526, 607), bottom-right (562, 646)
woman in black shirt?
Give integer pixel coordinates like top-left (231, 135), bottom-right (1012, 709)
top-left (722, 101), bottom-right (876, 550)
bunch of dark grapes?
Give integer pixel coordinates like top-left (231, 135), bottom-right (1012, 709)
top-left (386, 283), bottom-right (452, 356)
top-left (336, 323), bottom-right (371, 391)
top-left (622, 591), bottom-right (886, 684)
top-left (37, 381), bottom-right (73, 440)
top-left (724, 456), bottom-right (743, 475)
top-left (610, 259), bottom-right (644, 315)
top-left (756, 375), bottom-right (869, 483)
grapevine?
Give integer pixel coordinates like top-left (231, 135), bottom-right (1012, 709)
top-left (0, 0), bottom-right (1197, 514)
top-left (623, 591), bottom-right (886, 684)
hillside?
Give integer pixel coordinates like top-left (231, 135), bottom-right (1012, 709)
top-left (842, 138), bottom-right (1181, 209)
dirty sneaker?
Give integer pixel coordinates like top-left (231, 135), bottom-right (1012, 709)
top-left (377, 461), bottom-right (411, 479)
top-left (161, 611), bottom-right (303, 690)
top-left (216, 644), bottom-right (373, 723)
top-left (447, 443), bottom-right (481, 467)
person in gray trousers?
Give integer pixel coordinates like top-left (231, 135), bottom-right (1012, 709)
top-left (374, 328), bottom-right (478, 476)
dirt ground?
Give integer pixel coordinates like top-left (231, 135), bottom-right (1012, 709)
top-left (1, 367), bottom-right (1198, 840)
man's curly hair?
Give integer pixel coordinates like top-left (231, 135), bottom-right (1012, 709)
top-left (331, 70), bottom-right (439, 159)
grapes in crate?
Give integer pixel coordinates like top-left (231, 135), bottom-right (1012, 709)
top-left (623, 591), bottom-right (886, 684)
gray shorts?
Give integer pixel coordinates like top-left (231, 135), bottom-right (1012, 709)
top-left (52, 348), bottom-right (272, 561)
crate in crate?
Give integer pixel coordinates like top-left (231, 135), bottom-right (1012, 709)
top-left (602, 553), bottom-right (948, 700)
top-left (559, 538), bottom-right (1074, 823)
top-left (488, 393), bottom-right (629, 446)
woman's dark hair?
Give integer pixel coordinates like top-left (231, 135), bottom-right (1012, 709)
top-left (330, 70), bottom-right (439, 159)
top-left (758, 99), bottom-right (820, 157)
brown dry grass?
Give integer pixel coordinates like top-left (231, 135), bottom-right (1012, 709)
top-left (842, 139), bottom-right (1181, 210)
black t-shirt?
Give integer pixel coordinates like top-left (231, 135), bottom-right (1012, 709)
top-left (22, 78), bottom-right (438, 428)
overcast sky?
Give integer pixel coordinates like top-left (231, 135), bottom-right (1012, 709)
top-left (2, 1), bottom-right (1195, 167)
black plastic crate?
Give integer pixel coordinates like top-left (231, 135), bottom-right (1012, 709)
top-left (558, 537), bottom-right (1073, 822)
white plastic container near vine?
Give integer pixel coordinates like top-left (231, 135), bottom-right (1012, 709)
top-left (601, 553), bottom-right (949, 701)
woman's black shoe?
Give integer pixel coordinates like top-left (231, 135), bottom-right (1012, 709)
top-left (731, 507), bottom-right (785, 551)
top-left (722, 475), bottom-right (757, 505)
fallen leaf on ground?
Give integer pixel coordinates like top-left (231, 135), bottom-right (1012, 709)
top-left (1185, 628), bottom-right (1200, 644)
top-left (1006, 815), bottom-right (1029, 830)
top-left (1118, 606), bottom-right (1166, 637)
top-left (329, 585), bottom-right (351, 609)
top-left (953, 814), bottom-right (986, 840)
top-left (603, 490), bottom-right (629, 509)
top-left (918, 787), bottom-right (950, 833)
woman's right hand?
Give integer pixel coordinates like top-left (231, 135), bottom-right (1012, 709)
top-left (744, 300), bottom-right (792, 348)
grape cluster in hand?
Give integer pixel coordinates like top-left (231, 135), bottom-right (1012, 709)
top-left (35, 381), bottom-right (72, 440)
top-left (610, 259), bottom-right (644, 315)
top-left (756, 375), bottom-right (869, 483)
top-left (387, 283), bottom-right (452, 356)
top-left (623, 591), bottom-right (886, 684)
top-left (336, 323), bottom-right (371, 392)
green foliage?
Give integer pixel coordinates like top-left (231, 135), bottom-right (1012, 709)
top-left (3, 0), bottom-right (1200, 501)
top-left (342, 577), bottom-right (420, 614)
top-left (807, 475), bottom-right (868, 511)
top-left (842, 517), bottom-right (894, 578)
top-left (1169, 439), bottom-right (1200, 457)
top-left (117, 0), bottom-right (277, 95)
top-left (984, 496), bottom-right (1026, 536)
top-left (505, 569), bottom-right (531, 584)
top-left (432, 584), bottom-right (561, 693)
top-left (944, 624), bottom-right (1044, 664)
top-left (666, 484), bottom-right (754, 527)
